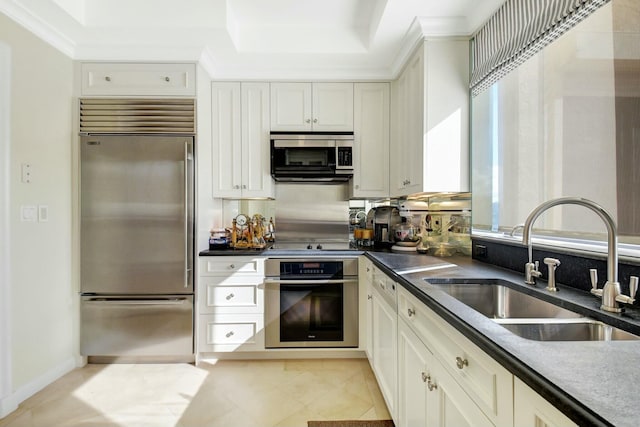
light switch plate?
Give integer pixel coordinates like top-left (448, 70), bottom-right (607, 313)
top-left (38, 205), bottom-right (49, 222)
top-left (20, 205), bottom-right (37, 222)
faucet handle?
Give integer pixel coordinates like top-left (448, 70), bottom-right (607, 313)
top-left (590, 269), bottom-right (598, 289)
top-left (543, 258), bottom-right (561, 268)
top-left (630, 276), bottom-right (638, 299)
top-left (590, 269), bottom-right (603, 297)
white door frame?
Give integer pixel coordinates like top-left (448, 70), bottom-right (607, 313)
top-left (0, 42), bottom-right (12, 403)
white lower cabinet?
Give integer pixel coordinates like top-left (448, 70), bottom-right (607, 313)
top-left (197, 256), bottom-right (266, 353)
top-left (399, 318), bottom-right (494, 427)
top-left (514, 378), bottom-right (577, 427)
top-left (198, 313), bottom-right (265, 352)
top-left (371, 283), bottom-right (397, 420)
top-left (397, 286), bottom-right (513, 427)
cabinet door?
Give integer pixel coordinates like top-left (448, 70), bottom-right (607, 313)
top-left (514, 378), bottom-right (578, 427)
top-left (211, 82), bottom-right (242, 197)
top-left (81, 62), bottom-right (196, 96)
top-left (402, 47), bottom-right (425, 195)
top-left (353, 83), bottom-right (390, 198)
top-left (241, 82), bottom-right (273, 198)
top-left (198, 313), bottom-right (265, 352)
top-left (390, 74), bottom-right (408, 196)
top-left (427, 357), bottom-right (495, 427)
top-left (270, 83), bottom-right (312, 131)
top-left (371, 286), bottom-right (397, 420)
top-left (398, 319), bottom-right (430, 427)
top-left (423, 40), bottom-right (469, 193)
top-left (312, 83), bottom-right (354, 131)
top-left (360, 258), bottom-right (375, 359)
top-left (199, 276), bottom-right (264, 315)
top-left (398, 286), bottom-right (513, 427)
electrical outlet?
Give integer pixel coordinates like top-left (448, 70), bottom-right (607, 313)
top-left (474, 244), bottom-right (488, 258)
top-left (21, 163), bottom-right (32, 183)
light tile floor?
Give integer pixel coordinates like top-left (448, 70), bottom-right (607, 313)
top-left (0, 358), bottom-right (390, 427)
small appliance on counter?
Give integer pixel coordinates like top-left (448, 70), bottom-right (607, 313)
top-left (391, 200), bottom-right (429, 252)
top-left (369, 205), bottom-right (401, 249)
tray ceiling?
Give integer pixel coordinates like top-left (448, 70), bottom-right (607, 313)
top-left (2, 0), bottom-right (506, 79)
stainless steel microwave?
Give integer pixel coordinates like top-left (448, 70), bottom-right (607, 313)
top-left (270, 133), bottom-right (354, 182)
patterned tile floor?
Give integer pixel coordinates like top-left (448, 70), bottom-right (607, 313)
top-left (0, 358), bottom-right (390, 427)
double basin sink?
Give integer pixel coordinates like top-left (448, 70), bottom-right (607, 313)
top-left (426, 278), bottom-right (639, 341)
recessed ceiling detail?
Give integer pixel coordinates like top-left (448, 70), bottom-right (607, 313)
top-left (2, 0), bottom-right (507, 79)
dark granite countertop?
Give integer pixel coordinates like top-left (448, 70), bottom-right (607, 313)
top-left (366, 252), bottom-right (640, 427)
top-left (197, 247), bottom-right (639, 426)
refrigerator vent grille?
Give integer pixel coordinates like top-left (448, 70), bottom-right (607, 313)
top-left (80, 98), bottom-right (195, 133)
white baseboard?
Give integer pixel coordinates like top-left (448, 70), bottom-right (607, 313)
top-left (0, 357), bottom-right (77, 419)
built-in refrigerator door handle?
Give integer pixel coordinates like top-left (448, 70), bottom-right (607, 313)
top-left (84, 298), bottom-right (188, 306)
top-left (184, 140), bottom-right (192, 289)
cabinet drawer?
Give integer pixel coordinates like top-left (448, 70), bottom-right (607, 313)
top-left (199, 277), bottom-right (264, 314)
top-left (199, 257), bottom-right (264, 276)
top-left (398, 286), bottom-right (513, 427)
top-left (198, 314), bottom-right (264, 352)
top-left (81, 63), bottom-right (196, 96)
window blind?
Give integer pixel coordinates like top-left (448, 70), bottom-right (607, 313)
top-left (470, 0), bottom-right (611, 96)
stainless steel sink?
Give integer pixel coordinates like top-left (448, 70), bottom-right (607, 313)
top-left (427, 280), bottom-right (583, 319)
top-left (500, 320), bottom-right (640, 341)
top-left (425, 279), bottom-right (640, 341)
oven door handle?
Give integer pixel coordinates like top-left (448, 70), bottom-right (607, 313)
top-left (264, 278), bottom-right (357, 285)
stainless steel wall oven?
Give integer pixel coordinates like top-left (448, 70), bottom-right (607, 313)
top-left (264, 258), bottom-right (358, 348)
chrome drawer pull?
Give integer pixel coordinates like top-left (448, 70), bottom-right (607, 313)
top-left (421, 372), bottom-right (429, 383)
top-left (225, 331), bottom-right (234, 338)
top-left (456, 356), bottom-right (469, 370)
top-left (427, 378), bottom-right (438, 391)
top-left (226, 293), bottom-right (235, 300)
top-left (407, 308), bottom-right (416, 317)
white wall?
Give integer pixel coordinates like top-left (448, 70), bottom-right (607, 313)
top-left (195, 64), bottom-right (222, 252)
top-left (0, 41), bottom-right (11, 411)
top-left (0, 12), bottom-right (75, 417)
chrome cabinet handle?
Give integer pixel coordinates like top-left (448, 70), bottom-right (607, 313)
top-left (421, 372), bottom-right (429, 383)
top-left (407, 308), bottom-right (416, 317)
top-left (105, 76), bottom-right (111, 82)
top-left (306, 119), bottom-right (311, 123)
top-left (164, 76), bottom-right (170, 82)
top-left (313, 118), bottom-right (318, 123)
top-left (229, 264), bottom-right (235, 269)
top-left (225, 331), bottom-right (234, 338)
top-left (427, 378), bottom-right (438, 391)
top-left (367, 295), bottom-right (372, 300)
top-left (226, 293), bottom-right (235, 300)
top-left (456, 356), bottom-right (469, 370)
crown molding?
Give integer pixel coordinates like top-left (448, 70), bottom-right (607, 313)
top-left (0, 0), bottom-right (76, 58)
top-left (389, 16), bottom-right (471, 79)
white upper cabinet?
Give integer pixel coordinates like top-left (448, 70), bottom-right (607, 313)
top-left (270, 82), bottom-right (354, 131)
top-left (353, 83), bottom-right (390, 198)
top-left (211, 82), bottom-right (273, 199)
top-left (81, 62), bottom-right (196, 97)
top-left (390, 40), bottom-right (469, 197)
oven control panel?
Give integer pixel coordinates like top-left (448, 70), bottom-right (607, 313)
top-left (265, 258), bottom-right (358, 279)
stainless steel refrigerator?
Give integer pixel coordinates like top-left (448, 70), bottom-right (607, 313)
top-left (80, 134), bottom-right (194, 359)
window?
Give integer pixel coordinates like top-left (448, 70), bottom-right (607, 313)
top-left (471, 0), bottom-right (640, 254)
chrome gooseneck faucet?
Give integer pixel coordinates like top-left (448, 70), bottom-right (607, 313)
top-left (522, 197), bottom-right (637, 313)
